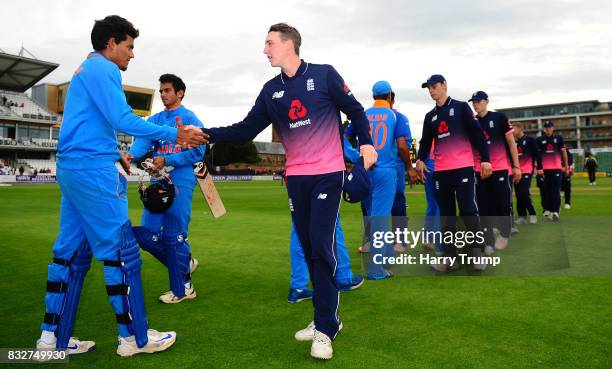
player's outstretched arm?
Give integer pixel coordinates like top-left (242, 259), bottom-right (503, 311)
top-left (79, 62), bottom-right (185, 144)
top-left (164, 117), bottom-right (206, 167)
top-left (202, 91), bottom-right (271, 144)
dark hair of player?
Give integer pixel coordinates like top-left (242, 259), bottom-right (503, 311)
top-left (159, 74), bottom-right (186, 100)
top-left (91, 15), bottom-right (139, 51)
top-left (373, 92), bottom-right (395, 101)
top-left (268, 23), bottom-right (302, 55)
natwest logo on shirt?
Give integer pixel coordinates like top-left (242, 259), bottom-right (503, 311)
top-left (437, 121), bottom-right (450, 139)
top-left (438, 121), bottom-right (449, 134)
top-left (288, 99), bottom-right (308, 120)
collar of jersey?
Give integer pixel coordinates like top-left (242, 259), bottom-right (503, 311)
top-left (164, 105), bottom-right (184, 113)
top-left (280, 60), bottom-right (309, 84)
top-left (87, 51), bottom-right (106, 59)
top-left (372, 100), bottom-right (391, 108)
top-left (434, 96), bottom-right (452, 110)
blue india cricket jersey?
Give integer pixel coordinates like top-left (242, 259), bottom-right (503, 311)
top-left (129, 105), bottom-right (206, 186)
top-left (57, 51), bottom-right (177, 170)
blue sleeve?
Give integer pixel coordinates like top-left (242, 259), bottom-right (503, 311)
top-left (394, 112), bottom-right (410, 140)
top-left (128, 115), bottom-right (157, 159)
top-left (165, 113), bottom-right (206, 167)
top-left (344, 123), bottom-right (355, 139)
top-left (326, 66), bottom-right (373, 146)
top-left (129, 138), bottom-right (154, 159)
top-left (399, 113), bottom-right (412, 146)
top-left (80, 61), bottom-right (177, 141)
top-left (463, 103), bottom-right (490, 162)
top-left (203, 89), bottom-right (271, 143)
top-left (342, 136), bottom-right (360, 164)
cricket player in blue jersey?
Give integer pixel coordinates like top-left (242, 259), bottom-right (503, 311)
top-left (345, 81), bottom-right (414, 279)
top-left (389, 91), bottom-right (418, 252)
top-left (128, 74), bottom-right (205, 304)
top-left (200, 23), bottom-right (377, 360)
top-left (36, 16), bottom-right (205, 357)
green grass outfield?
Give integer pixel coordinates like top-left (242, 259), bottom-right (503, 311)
top-left (0, 177), bottom-right (610, 368)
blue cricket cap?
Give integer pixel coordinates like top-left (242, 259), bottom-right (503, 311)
top-left (468, 91), bottom-right (489, 102)
top-left (343, 157), bottom-right (371, 203)
top-left (543, 120), bottom-right (554, 128)
top-left (372, 80), bottom-right (393, 96)
top-left (421, 74), bottom-right (446, 88)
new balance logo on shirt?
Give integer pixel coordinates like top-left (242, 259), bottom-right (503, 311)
top-left (317, 193), bottom-right (328, 200)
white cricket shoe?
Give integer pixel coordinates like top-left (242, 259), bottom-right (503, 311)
top-left (116, 329), bottom-right (176, 357)
top-left (311, 330), bottom-right (333, 360)
top-left (190, 257), bottom-right (199, 274)
top-left (551, 212), bottom-right (560, 222)
top-left (36, 337), bottom-right (96, 356)
top-left (543, 210), bottom-right (551, 219)
top-left (564, 204), bottom-right (571, 209)
top-left (295, 321), bottom-right (343, 341)
top-left (515, 217), bottom-right (527, 225)
top-left (159, 286), bottom-right (197, 304)
top-left (484, 245), bottom-right (495, 256)
top-left (495, 236), bottom-right (509, 250)
top-left (529, 215), bottom-right (538, 224)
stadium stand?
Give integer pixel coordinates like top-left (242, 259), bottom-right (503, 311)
top-left (0, 89), bottom-right (58, 121)
top-left (17, 159), bottom-right (56, 174)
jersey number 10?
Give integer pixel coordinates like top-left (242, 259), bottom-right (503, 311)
top-left (369, 121), bottom-right (388, 150)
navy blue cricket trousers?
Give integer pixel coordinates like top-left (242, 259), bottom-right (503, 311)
top-left (286, 171), bottom-right (343, 340)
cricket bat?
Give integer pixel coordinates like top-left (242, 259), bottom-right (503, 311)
top-left (194, 161), bottom-right (226, 218)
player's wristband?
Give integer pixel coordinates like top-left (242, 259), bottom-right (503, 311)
top-left (481, 162), bottom-right (492, 166)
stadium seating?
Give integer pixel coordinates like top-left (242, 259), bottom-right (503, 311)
top-left (18, 159), bottom-right (57, 175)
top-left (0, 90), bottom-right (58, 121)
top-left (0, 137), bottom-right (58, 148)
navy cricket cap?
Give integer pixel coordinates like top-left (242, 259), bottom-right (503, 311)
top-left (468, 91), bottom-right (489, 102)
top-left (543, 120), bottom-right (554, 128)
top-left (343, 157), bottom-right (371, 203)
top-left (372, 80), bottom-right (393, 96)
top-left (421, 74), bottom-right (446, 88)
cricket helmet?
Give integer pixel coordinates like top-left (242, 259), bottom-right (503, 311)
top-left (138, 177), bottom-right (176, 213)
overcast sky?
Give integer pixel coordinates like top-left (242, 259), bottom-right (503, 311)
top-left (2, 0), bottom-right (611, 141)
